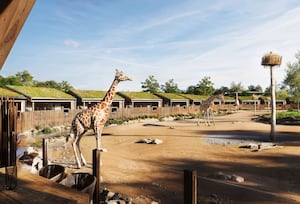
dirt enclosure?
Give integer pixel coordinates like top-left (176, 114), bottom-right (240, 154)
top-left (44, 110), bottom-right (299, 203)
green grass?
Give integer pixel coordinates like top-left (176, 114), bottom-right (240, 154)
top-left (277, 110), bottom-right (300, 119)
top-left (264, 110), bottom-right (300, 119)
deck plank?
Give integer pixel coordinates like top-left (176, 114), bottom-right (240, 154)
top-left (0, 168), bottom-right (89, 204)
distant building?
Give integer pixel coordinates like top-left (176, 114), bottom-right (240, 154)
top-left (5, 85), bottom-right (76, 111)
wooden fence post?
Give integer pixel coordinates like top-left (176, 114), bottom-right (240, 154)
top-left (42, 138), bottom-right (48, 167)
top-left (93, 149), bottom-right (101, 204)
top-left (184, 169), bottom-right (197, 204)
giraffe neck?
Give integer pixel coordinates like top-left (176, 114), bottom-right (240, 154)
top-left (100, 79), bottom-right (119, 106)
top-left (204, 95), bottom-right (216, 104)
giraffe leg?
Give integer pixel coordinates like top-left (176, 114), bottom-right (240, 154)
top-left (72, 130), bottom-right (87, 168)
top-left (72, 137), bottom-right (82, 168)
top-left (96, 127), bottom-right (107, 152)
top-left (77, 135), bottom-right (87, 166)
top-left (207, 111), bottom-right (211, 126)
top-left (197, 113), bottom-right (201, 126)
top-left (211, 111), bottom-right (215, 125)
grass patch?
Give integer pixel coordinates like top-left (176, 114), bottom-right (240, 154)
top-left (264, 110), bottom-right (300, 119)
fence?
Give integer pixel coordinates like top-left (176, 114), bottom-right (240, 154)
top-left (17, 103), bottom-right (298, 133)
top-left (0, 98), bottom-right (18, 168)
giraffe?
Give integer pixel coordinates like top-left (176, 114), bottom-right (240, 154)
top-left (70, 69), bottom-right (131, 168)
top-left (197, 94), bottom-right (224, 126)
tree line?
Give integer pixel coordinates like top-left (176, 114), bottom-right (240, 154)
top-left (141, 51), bottom-right (300, 103)
top-left (1, 51), bottom-right (300, 103)
top-left (0, 70), bottom-right (73, 92)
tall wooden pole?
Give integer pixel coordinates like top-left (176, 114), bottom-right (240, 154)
top-left (270, 66), bottom-right (276, 141)
top-left (261, 51), bottom-right (282, 142)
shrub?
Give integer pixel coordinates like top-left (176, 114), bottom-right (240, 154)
top-left (42, 126), bottom-right (52, 134)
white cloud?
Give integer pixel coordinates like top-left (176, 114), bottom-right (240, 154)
top-left (64, 39), bottom-right (80, 48)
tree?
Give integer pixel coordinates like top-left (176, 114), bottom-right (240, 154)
top-left (141, 75), bottom-right (160, 93)
top-left (35, 80), bottom-right (73, 92)
top-left (59, 81), bottom-right (73, 92)
top-left (214, 86), bottom-right (230, 95)
top-left (230, 81), bottom-right (244, 93)
top-left (283, 51), bottom-right (300, 110)
top-left (247, 84), bottom-right (263, 92)
top-left (3, 76), bottom-right (22, 86)
top-left (196, 76), bottom-right (215, 95)
top-left (161, 79), bottom-right (181, 93)
top-left (15, 70), bottom-right (34, 86)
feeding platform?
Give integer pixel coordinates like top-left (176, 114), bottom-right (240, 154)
top-left (261, 51), bottom-right (282, 67)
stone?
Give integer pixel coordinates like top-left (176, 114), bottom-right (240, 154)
top-left (231, 174), bottom-right (245, 183)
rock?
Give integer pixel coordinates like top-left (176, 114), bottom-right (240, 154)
top-left (136, 138), bottom-right (163, 144)
top-left (231, 174), bottom-right (245, 183)
top-left (151, 139), bottom-right (163, 144)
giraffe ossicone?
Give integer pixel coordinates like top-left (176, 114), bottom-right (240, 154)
top-left (70, 69), bottom-right (131, 168)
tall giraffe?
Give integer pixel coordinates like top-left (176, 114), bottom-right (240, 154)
top-left (197, 94), bottom-right (224, 126)
top-left (70, 69), bottom-right (131, 168)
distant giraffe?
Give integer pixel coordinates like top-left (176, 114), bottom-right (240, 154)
top-left (70, 69), bottom-right (131, 168)
top-left (197, 94), bottom-right (224, 126)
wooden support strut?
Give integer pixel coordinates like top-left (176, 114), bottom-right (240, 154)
top-left (0, 0), bottom-right (36, 69)
top-left (93, 149), bottom-right (101, 204)
top-left (42, 138), bottom-right (48, 167)
top-left (184, 169), bottom-right (197, 204)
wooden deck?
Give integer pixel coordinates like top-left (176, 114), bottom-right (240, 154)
top-left (0, 168), bottom-right (89, 204)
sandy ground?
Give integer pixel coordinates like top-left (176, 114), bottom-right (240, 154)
top-left (34, 110), bottom-right (300, 203)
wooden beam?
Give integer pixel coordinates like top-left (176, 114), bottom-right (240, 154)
top-left (0, 0), bottom-right (35, 69)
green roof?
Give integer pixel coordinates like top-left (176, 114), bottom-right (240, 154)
top-left (70, 89), bottom-right (123, 99)
top-left (118, 91), bottom-right (161, 99)
top-left (180, 94), bottom-right (209, 100)
top-left (6, 85), bottom-right (74, 99)
top-left (0, 87), bottom-right (25, 98)
top-left (155, 92), bottom-right (188, 100)
top-left (239, 95), bottom-right (258, 100)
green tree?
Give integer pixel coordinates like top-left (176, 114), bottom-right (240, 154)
top-left (58, 81), bottom-right (73, 92)
top-left (141, 75), bottom-right (160, 93)
top-left (230, 81), bottom-right (244, 93)
top-left (15, 70), bottom-right (34, 86)
top-left (214, 86), bottom-right (230, 95)
top-left (196, 76), bottom-right (215, 95)
top-left (283, 51), bottom-right (300, 110)
top-left (161, 79), bottom-right (181, 93)
top-left (4, 76), bottom-right (22, 86)
top-left (247, 84), bottom-right (263, 92)
top-left (185, 76), bottom-right (215, 95)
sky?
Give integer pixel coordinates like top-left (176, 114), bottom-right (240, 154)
top-left (2, 0), bottom-right (300, 92)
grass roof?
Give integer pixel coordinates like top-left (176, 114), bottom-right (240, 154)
top-left (118, 91), bottom-right (161, 99)
top-left (180, 94), bottom-right (209, 100)
top-left (155, 92), bottom-right (188, 100)
top-left (6, 85), bottom-right (74, 98)
top-left (70, 89), bottom-right (123, 99)
top-left (0, 87), bottom-right (25, 98)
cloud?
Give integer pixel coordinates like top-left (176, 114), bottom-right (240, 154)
top-left (64, 39), bottom-right (80, 48)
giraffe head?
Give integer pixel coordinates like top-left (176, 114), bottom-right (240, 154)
top-left (115, 69), bottom-right (132, 82)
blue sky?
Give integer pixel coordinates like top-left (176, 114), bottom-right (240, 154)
top-left (3, 0), bottom-right (300, 91)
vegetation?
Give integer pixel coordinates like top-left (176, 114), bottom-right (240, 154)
top-left (2, 50), bottom-right (300, 102)
top-left (0, 70), bottom-right (73, 92)
top-left (276, 110), bottom-right (300, 119)
top-left (263, 110), bottom-right (300, 119)
top-left (283, 51), bottom-right (300, 110)
top-left (141, 75), bottom-right (160, 93)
